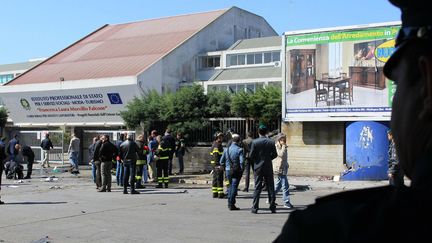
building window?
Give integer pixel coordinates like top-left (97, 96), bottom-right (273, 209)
top-left (268, 81), bottom-right (282, 87)
top-left (201, 56), bottom-right (221, 69)
top-left (272, 51), bottom-right (281, 62)
top-left (264, 52), bottom-right (272, 63)
top-left (209, 82), bottom-right (268, 94)
top-left (0, 74), bottom-right (14, 84)
top-left (255, 53), bottom-right (263, 64)
top-left (229, 55), bottom-right (238, 66)
top-left (238, 54), bottom-right (246, 65)
top-left (228, 51), bottom-right (280, 67)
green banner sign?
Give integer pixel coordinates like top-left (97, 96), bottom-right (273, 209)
top-left (286, 26), bottom-right (400, 46)
top-left (388, 79), bottom-right (396, 107)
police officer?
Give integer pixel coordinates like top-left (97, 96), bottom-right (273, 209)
top-left (275, 1), bottom-right (432, 241)
top-left (249, 125), bottom-right (277, 214)
top-left (210, 132), bottom-right (224, 198)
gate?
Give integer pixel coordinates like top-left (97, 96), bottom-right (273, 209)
top-left (19, 130), bottom-right (65, 164)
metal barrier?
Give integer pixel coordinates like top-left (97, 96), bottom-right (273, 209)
top-left (19, 130), bottom-right (64, 164)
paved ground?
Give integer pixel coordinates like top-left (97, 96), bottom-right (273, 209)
top-left (0, 165), bottom-right (389, 243)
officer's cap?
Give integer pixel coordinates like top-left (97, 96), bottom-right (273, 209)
top-left (384, 0), bottom-right (432, 79)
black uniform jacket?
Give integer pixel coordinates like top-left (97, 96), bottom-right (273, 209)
top-left (249, 136), bottom-right (277, 175)
top-left (274, 152), bottom-right (432, 243)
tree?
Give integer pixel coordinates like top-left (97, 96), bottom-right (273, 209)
top-left (120, 90), bottom-right (166, 129)
top-left (231, 91), bottom-right (250, 118)
top-left (258, 86), bottom-right (282, 123)
top-left (120, 85), bottom-right (209, 133)
top-left (206, 90), bottom-right (232, 117)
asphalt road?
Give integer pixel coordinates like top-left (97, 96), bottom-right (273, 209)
top-left (0, 168), bottom-right (387, 243)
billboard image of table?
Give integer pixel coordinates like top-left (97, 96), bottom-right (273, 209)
top-left (283, 23), bottom-right (400, 121)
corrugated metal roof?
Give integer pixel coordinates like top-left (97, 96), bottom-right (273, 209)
top-left (0, 60), bottom-right (43, 73)
top-left (209, 66), bottom-right (281, 81)
top-left (7, 9), bottom-right (228, 85)
top-left (229, 36), bottom-right (281, 50)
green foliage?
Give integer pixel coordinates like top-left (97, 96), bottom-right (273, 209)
top-left (206, 90), bottom-right (232, 117)
top-left (258, 86), bottom-right (282, 123)
top-left (232, 86), bottom-right (281, 122)
top-left (0, 107), bottom-right (8, 128)
top-left (231, 92), bottom-right (250, 117)
top-left (120, 85), bottom-right (281, 131)
top-left (170, 85), bottom-right (208, 120)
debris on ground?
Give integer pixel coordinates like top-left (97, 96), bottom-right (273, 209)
top-left (291, 184), bottom-right (312, 191)
top-left (14, 180), bottom-right (25, 184)
top-left (49, 186), bottom-right (62, 190)
top-left (177, 190), bottom-right (188, 194)
top-left (42, 176), bottom-right (59, 182)
top-left (30, 236), bottom-right (51, 243)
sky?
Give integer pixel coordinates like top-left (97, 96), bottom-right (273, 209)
top-left (0, 0), bottom-right (400, 65)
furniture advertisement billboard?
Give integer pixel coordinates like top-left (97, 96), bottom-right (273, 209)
top-left (282, 22), bottom-right (400, 121)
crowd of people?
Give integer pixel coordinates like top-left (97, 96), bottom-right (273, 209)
top-left (210, 124), bottom-right (294, 213)
top-left (86, 129), bottom-right (185, 194)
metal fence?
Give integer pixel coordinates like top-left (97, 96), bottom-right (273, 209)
top-left (147, 118), bottom-right (280, 146)
top-left (15, 130), bottom-right (64, 164)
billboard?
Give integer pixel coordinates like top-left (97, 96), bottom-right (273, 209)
top-left (283, 23), bottom-right (400, 121)
top-left (0, 84), bottom-right (138, 125)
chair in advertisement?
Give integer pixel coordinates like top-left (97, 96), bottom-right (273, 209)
top-left (338, 77), bottom-right (353, 105)
top-left (314, 79), bottom-right (329, 106)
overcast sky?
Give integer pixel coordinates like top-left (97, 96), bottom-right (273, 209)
top-left (0, 0), bottom-right (399, 64)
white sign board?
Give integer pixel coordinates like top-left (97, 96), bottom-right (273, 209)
top-left (1, 84), bottom-right (138, 125)
top-left (283, 23), bottom-right (400, 121)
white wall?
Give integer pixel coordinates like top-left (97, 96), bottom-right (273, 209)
top-left (158, 7), bottom-right (277, 92)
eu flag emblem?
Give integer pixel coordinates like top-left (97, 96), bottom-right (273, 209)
top-left (107, 93), bottom-right (123, 104)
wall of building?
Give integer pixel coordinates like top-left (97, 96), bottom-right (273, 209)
top-left (160, 7), bottom-right (277, 92)
top-left (282, 121), bottom-right (346, 176)
top-left (137, 61), bottom-right (163, 93)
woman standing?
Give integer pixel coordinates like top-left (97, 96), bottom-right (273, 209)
top-left (272, 134), bottom-right (293, 209)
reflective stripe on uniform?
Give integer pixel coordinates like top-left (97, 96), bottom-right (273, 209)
top-left (158, 177), bottom-right (164, 182)
top-left (163, 177), bottom-right (169, 183)
top-left (212, 187), bottom-right (218, 193)
top-left (159, 156), bottom-right (169, 160)
top-left (135, 176), bottom-right (142, 180)
top-left (136, 159), bottom-right (146, 165)
top-left (210, 149), bottom-right (223, 155)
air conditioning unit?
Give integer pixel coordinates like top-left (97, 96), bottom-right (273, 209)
top-left (274, 61), bottom-right (281, 67)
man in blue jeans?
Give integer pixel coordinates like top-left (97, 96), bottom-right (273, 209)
top-left (220, 134), bottom-right (244, 211)
top-left (120, 134), bottom-right (140, 194)
top-left (68, 134), bottom-right (80, 174)
top-left (115, 133), bottom-right (126, 186)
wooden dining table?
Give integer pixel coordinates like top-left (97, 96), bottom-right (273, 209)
top-left (315, 77), bottom-right (351, 105)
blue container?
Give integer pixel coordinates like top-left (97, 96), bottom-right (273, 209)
top-left (341, 121), bottom-right (389, 181)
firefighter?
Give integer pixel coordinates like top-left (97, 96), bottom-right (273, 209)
top-left (210, 132), bottom-right (225, 198)
top-left (135, 134), bottom-right (149, 189)
top-left (155, 136), bottom-right (171, 188)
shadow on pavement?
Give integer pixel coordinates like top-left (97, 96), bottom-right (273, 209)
top-left (5, 201), bottom-right (67, 205)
